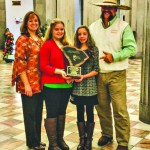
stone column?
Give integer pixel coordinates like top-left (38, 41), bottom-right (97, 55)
top-left (34, 0), bottom-right (46, 24)
top-left (84, 0), bottom-right (101, 26)
top-left (57, 0), bottom-right (75, 44)
top-left (34, 0), bottom-right (56, 25)
top-left (45, 0), bottom-right (56, 21)
top-left (0, 0), bottom-right (6, 49)
top-left (139, 0), bottom-right (150, 124)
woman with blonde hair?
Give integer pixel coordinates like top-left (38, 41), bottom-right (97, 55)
top-left (40, 18), bottom-right (72, 150)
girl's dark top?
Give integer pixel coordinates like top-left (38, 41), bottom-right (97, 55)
top-left (70, 47), bottom-right (99, 105)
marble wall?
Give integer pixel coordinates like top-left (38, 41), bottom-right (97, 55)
top-left (0, 0), bottom-right (6, 50)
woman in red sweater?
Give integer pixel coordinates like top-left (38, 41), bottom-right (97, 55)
top-left (40, 18), bottom-right (72, 150)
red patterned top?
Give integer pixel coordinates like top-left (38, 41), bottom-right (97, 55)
top-left (12, 35), bottom-right (43, 94)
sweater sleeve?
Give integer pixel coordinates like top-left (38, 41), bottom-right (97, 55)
top-left (40, 41), bottom-right (56, 75)
top-left (12, 36), bottom-right (28, 85)
top-left (112, 25), bottom-right (137, 62)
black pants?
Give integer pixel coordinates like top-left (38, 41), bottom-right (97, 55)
top-left (43, 87), bottom-right (72, 118)
top-left (76, 104), bottom-right (94, 123)
top-left (21, 92), bottom-right (43, 147)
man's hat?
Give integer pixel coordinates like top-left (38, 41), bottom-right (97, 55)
top-left (89, 0), bottom-right (131, 10)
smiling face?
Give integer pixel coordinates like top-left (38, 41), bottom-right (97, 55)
top-left (52, 23), bottom-right (65, 41)
top-left (27, 15), bottom-right (39, 33)
top-left (77, 28), bottom-right (88, 44)
top-left (101, 6), bottom-right (117, 21)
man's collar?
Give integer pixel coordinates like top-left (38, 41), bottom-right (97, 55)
top-left (102, 16), bottom-right (117, 28)
top-left (110, 16), bottom-right (117, 25)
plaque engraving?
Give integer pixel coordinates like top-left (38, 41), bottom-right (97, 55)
top-left (61, 46), bottom-right (89, 78)
top-left (67, 66), bottom-right (81, 78)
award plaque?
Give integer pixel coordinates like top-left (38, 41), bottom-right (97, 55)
top-left (67, 66), bottom-right (81, 78)
top-left (61, 46), bottom-right (89, 78)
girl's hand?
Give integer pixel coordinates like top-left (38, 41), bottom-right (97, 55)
top-left (60, 70), bottom-right (67, 78)
top-left (65, 76), bottom-right (73, 83)
top-left (24, 84), bottom-right (33, 97)
top-left (74, 75), bottom-right (84, 82)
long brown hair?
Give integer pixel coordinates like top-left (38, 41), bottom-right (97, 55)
top-left (20, 11), bottom-right (42, 37)
top-left (74, 25), bottom-right (96, 59)
top-left (44, 18), bottom-right (70, 45)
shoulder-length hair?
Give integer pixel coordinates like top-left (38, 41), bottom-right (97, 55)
top-left (43, 18), bottom-right (70, 45)
top-left (20, 11), bottom-right (42, 37)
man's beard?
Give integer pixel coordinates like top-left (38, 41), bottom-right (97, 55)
top-left (100, 11), bottom-right (114, 22)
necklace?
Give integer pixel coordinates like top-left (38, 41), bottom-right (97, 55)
top-left (30, 36), bottom-right (42, 47)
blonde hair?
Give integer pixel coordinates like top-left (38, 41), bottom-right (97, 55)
top-left (43, 18), bottom-right (70, 45)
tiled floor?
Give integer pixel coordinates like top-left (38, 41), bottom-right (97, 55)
top-left (0, 59), bottom-right (150, 150)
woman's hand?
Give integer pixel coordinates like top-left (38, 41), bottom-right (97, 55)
top-left (20, 71), bottom-right (33, 96)
top-left (24, 84), bottom-right (33, 96)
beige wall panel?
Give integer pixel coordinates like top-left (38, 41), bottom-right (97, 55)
top-left (46, 0), bottom-right (56, 21)
top-left (136, 0), bottom-right (146, 57)
top-left (131, 0), bottom-right (137, 31)
top-left (34, 0), bottom-right (46, 25)
top-left (124, 0), bottom-right (131, 23)
top-left (84, 0), bottom-right (101, 26)
top-left (34, 0), bottom-right (56, 25)
top-left (57, 0), bottom-right (75, 44)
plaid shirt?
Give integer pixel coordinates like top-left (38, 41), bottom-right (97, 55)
top-left (12, 35), bottom-right (43, 94)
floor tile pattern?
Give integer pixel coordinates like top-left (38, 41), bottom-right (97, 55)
top-left (0, 59), bottom-right (150, 150)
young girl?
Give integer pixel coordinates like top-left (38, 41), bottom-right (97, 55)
top-left (70, 25), bottom-right (100, 150)
top-left (40, 18), bottom-right (72, 150)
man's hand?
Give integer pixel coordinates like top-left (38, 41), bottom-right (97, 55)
top-left (100, 51), bottom-right (114, 63)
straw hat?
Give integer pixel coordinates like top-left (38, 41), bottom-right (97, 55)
top-left (89, 0), bottom-right (131, 10)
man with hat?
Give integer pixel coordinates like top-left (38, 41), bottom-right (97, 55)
top-left (89, 0), bottom-right (137, 150)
